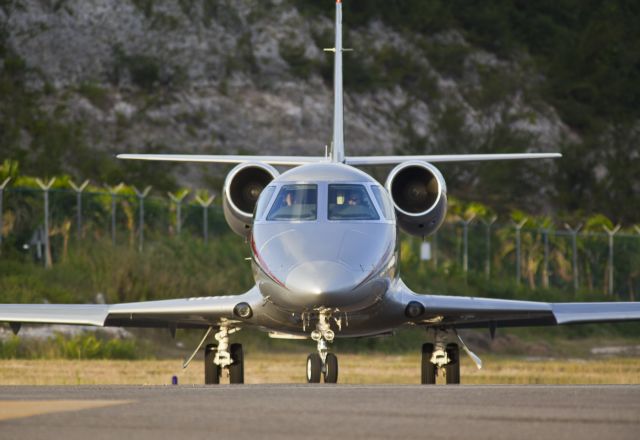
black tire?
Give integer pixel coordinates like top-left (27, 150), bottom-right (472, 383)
top-left (229, 343), bottom-right (244, 384)
top-left (421, 343), bottom-right (437, 385)
top-left (324, 353), bottom-right (338, 384)
top-left (306, 353), bottom-right (322, 383)
top-left (445, 343), bottom-right (460, 385)
top-left (204, 343), bottom-right (220, 385)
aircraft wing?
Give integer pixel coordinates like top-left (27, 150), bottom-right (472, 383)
top-left (399, 284), bottom-right (640, 329)
top-left (0, 288), bottom-right (262, 331)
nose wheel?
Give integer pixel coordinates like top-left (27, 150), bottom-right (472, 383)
top-left (306, 352), bottom-right (338, 383)
top-left (306, 353), bottom-right (322, 383)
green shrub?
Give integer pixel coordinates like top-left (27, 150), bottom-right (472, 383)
top-left (0, 333), bottom-right (148, 359)
top-left (279, 41), bottom-right (314, 79)
top-left (77, 82), bottom-right (111, 111)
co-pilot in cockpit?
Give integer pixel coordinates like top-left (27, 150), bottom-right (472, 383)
top-left (327, 184), bottom-right (379, 221)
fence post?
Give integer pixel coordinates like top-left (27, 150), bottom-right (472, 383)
top-left (195, 194), bottom-right (216, 243)
top-left (481, 216), bottom-right (497, 280)
top-left (36, 178), bottom-right (56, 268)
top-left (514, 219), bottom-right (528, 285)
top-left (69, 180), bottom-right (90, 241)
top-left (542, 228), bottom-right (550, 289)
top-left (432, 232), bottom-right (438, 269)
top-left (133, 186), bottom-right (152, 252)
top-left (168, 191), bottom-right (189, 236)
top-left (564, 223), bottom-right (583, 293)
top-left (105, 183), bottom-right (124, 245)
top-left (603, 225), bottom-right (621, 296)
top-left (0, 177), bottom-right (10, 253)
top-left (461, 214), bottom-right (476, 278)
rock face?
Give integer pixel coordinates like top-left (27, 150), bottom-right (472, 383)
top-left (2, 0), bottom-right (573, 188)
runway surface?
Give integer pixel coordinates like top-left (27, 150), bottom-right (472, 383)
top-left (0, 385), bottom-right (639, 440)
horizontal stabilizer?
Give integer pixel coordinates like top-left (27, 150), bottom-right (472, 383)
top-left (346, 153), bottom-right (562, 166)
top-left (117, 154), bottom-right (326, 166)
top-left (118, 153), bottom-right (561, 167)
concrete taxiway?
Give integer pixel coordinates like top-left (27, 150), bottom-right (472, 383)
top-left (0, 385), bottom-right (638, 440)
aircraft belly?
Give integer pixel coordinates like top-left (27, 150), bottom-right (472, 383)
top-left (253, 295), bottom-right (405, 339)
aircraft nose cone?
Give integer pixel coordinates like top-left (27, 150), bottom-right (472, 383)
top-left (286, 261), bottom-right (358, 298)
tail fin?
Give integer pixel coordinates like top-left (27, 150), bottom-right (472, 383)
top-left (328, 0), bottom-right (345, 163)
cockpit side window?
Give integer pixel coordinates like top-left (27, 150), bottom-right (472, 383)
top-left (254, 186), bottom-right (275, 220)
top-left (328, 184), bottom-right (380, 221)
top-left (370, 185), bottom-right (395, 220)
top-left (267, 184), bottom-right (317, 221)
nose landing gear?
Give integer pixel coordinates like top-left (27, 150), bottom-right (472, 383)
top-left (306, 308), bottom-right (339, 384)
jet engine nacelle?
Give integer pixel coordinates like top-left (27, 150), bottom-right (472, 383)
top-left (385, 161), bottom-right (447, 237)
top-left (223, 162), bottom-right (279, 237)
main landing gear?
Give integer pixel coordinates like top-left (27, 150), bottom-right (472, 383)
top-left (204, 325), bottom-right (244, 384)
top-left (421, 330), bottom-right (461, 385)
top-left (306, 308), bottom-right (339, 383)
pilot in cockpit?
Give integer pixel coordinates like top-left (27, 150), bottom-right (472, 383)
top-left (284, 190), bottom-right (295, 207)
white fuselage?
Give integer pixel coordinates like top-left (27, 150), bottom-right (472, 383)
top-left (250, 163), bottom-right (398, 313)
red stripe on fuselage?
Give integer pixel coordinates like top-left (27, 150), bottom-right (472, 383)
top-left (250, 233), bottom-right (286, 288)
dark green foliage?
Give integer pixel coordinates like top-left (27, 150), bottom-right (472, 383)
top-left (421, 42), bottom-right (470, 80)
top-left (131, 0), bottom-right (154, 19)
top-left (77, 82), bottom-right (111, 111)
top-left (0, 50), bottom-right (94, 179)
top-left (128, 56), bottom-right (160, 91)
top-left (223, 32), bottom-right (258, 75)
top-left (293, 0), bottom-right (640, 132)
top-left (278, 41), bottom-right (315, 79)
top-left (0, 234), bottom-right (253, 305)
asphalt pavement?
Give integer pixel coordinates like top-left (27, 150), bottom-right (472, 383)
top-left (1, 385), bottom-right (639, 440)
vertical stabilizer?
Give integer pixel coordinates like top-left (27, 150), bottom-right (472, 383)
top-left (331, 0), bottom-right (345, 163)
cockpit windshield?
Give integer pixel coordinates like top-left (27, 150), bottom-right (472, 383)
top-left (267, 184), bottom-right (317, 221)
top-left (254, 186), bottom-right (275, 219)
top-left (328, 184), bottom-right (379, 221)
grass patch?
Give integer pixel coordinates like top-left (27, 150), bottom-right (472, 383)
top-left (0, 354), bottom-right (638, 385)
top-left (0, 333), bottom-right (150, 360)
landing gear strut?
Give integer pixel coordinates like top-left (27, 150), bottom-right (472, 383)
top-left (203, 325), bottom-right (244, 384)
top-left (306, 308), bottom-right (339, 383)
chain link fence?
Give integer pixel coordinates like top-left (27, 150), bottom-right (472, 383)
top-left (0, 186), bottom-right (228, 262)
top-left (405, 222), bottom-right (640, 301)
top-left (1, 185), bottom-right (639, 300)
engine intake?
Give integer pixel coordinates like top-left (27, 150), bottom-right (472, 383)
top-left (385, 161), bottom-right (447, 237)
top-left (223, 162), bottom-right (279, 236)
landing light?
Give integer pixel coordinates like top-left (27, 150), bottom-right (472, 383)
top-left (404, 301), bottom-right (425, 319)
top-left (233, 302), bottom-right (253, 319)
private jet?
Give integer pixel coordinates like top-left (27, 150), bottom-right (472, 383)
top-left (2, 0), bottom-right (639, 384)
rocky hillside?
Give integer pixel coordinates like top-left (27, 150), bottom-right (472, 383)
top-left (1, 0), bottom-right (638, 220)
